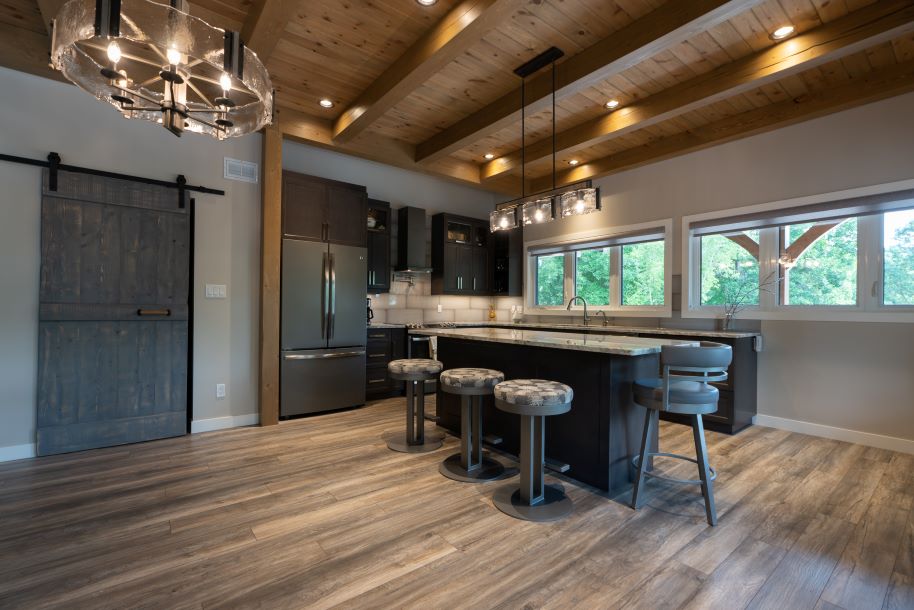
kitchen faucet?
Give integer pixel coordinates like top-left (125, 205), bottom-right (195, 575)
top-left (566, 295), bottom-right (589, 326)
top-left (594, 310), bottom-right (609, 327)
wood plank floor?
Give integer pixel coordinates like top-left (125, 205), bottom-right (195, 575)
top-left (1, 397), bottom-right (912, 609)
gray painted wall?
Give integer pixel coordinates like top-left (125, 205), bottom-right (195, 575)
top-left (525, 92), bottom-right (914, 444)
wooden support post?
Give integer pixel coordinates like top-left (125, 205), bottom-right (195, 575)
top-left (259, 127), bottom-right (282, 426)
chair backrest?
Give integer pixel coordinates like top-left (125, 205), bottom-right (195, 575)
top-left (661, 341), bottom-right (733, 383)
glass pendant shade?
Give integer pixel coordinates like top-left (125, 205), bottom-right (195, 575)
top-left (50, 0), bottom-right (273, 139)
top-left (490, 208), bottom-right (517, 232)
top-left (522, 198), bottom-right (554, 225)
top-left (560, 188), bottom-right (600, 217)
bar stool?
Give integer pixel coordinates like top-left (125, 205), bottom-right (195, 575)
top-left (386, 358), bottom-right (444, 453)
top-left (631, 341), bottom-right (733, 526)
top-left (438, 368), bottom-right (509, 483)
top-left (492, 379), bottom-right (574, 522)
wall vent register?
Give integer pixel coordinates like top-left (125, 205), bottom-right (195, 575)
top-left (224, 158), bottom-right (258, 183)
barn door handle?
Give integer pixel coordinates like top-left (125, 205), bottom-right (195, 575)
top-left (137, 308), bottom-right (171, 316)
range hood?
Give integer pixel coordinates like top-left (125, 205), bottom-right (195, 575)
top-left (396, 206), bottom-right (432, 273)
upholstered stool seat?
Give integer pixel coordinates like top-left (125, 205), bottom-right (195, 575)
top-left (439, 368), bottom-right (512, 483)
top-left (492, 379), bottom-right (574, 522)
top-left (385, 359), bottom-right (444, 453)
top-left (631, 341), bottom-right (732, 526)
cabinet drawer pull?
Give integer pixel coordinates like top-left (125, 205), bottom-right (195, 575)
top-left (368, 333), bottom-right (385, 339)
top-left (368, 378), bottom-right (387, 384)
top-left (368, 353), bottom-right (387, 358)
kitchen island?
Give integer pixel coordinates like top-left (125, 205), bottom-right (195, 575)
top-left (410, 327), bottom-right (696, 494)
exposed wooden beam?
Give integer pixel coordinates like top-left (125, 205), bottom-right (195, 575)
top-left (276, 106), bottom-right (515, 194)
top-left (259, 126), bottom-right (283, 427)
top-left (484, 0), bottom-right (914, 181)
top-left (529, 60), bottom-right (914, 193)
top-left (332, 0), bottom-right (520, 143)
top-left (414, 0), bottom-right (763, 164)
top-left (241, 0), bottom-right (295, 62)
top-left (0, 22), bottom-right (61, 81)
top-left (35, 0), bottom-right (66, 32)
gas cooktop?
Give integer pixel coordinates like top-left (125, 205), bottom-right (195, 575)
top-left (405, 322), bottom-right (457, 329)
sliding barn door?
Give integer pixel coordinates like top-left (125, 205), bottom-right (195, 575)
top-left (36, 169), bottom-right (190, 456)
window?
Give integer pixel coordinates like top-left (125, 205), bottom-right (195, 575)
top-left (883, 209), bottom-right (914, 306)
top-left (779, 219), bottom-right (857, 306)
top-left (622, 240), bottom-right (664, 306)
top-left (575, 247), bottom-right (610, 306)
top-left (527, 222), bottom-right (671, 315)
top-left (699, 230), bottom-right (760, 306)
top-left (686, 185), bottom-right (914, 319)
top-left (535, 253), bottom-right (564, 306)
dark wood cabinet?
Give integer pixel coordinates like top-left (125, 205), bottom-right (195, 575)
top-left (281, 171), bottom-right (367, 247)
top-left (432, 213), bottom-right (491, 295)
top-left (365, 327), bottom-right (406, 398)
top-left (367, 199), bottom-right (391, 293)
top-left (492, 226), bottom-right (523, 296)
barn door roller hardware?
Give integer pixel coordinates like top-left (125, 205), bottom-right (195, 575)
top-left (0, 151), bottom-right (224, 207)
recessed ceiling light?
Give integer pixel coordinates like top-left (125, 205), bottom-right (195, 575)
top-left (568, 159), bottom-right (579, 166)
top-left (770, 25), bottom-right (795, 40)
top-left (484, 153), bottom-right (495, 160)
top-left (416, 0), bottom-right (437, 5)
top-left (319, 99), bottom-right (334, 108)
top-left (605, 99), bottom-right (620, 110)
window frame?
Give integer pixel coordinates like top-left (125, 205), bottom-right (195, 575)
top-left (683, 179), bottom-right (914, 323)
top-left (525, 219), bottom-right (673, 318)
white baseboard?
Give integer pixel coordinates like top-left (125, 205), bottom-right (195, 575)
top-left (0, 443), bottom-right (37, 463)
top-left (190, 413), bottom-right (259, 434)
top-left (754, 414), bottom-right (914, 455)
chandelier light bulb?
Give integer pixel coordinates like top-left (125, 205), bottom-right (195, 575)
top-left (116, 69), bottom-right (128, 88)
top-left (106, 40), bottom-right (121, 64)
top-left (575, 199), bottom-right (585, 213)
top-left (220, 72), bottom-right (232, 93)
top-left (534, 209), bottom-right (543, 222)
top-left (166, 46), bottom-right (182, 66)
top-left (499, 216), bottom-right (509, 228)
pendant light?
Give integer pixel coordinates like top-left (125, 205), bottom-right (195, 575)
top-left (490, 47), bottom-right (600, 231)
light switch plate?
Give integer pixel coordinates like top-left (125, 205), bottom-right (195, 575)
top-left (216, 383), bottom-right (226, 398)
top-left (205, 284), bottom-right (227, 299)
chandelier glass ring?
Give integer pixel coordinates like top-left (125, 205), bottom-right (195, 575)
top-left (50, 0), bottom-right (273, 139)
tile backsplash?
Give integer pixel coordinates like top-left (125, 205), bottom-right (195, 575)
top-left (368, 274), bottom-right (522, 325)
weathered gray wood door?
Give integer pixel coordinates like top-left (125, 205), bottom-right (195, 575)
top-left (37, 169), bottom-right (190, 456)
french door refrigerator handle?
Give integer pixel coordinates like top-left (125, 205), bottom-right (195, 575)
top-left (329, 252), bottom-right (337, 338)
top-left (320, 252), bottom-right (328, 339)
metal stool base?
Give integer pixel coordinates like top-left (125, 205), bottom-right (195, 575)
top-left (632, 452), bottom-right (717, 486)
top-left (439, 453), bottom-right (514, 483)
top-left (493, 483), bottom-right (572, 522)
top-left (386, 431), bottom-right (444, 453)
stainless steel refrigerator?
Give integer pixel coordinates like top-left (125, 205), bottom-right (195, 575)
top-left (280, 238), bottom-right (367, 417)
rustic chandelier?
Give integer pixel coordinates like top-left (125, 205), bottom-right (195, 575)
top-left (50, 0), bottom-right (273, 139)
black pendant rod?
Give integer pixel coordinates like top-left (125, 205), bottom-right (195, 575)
top-left (552, 60), bottom-right (556, 191)
top-left (520, 76), bottom-right (525, 199)
top-left (0, 152), bottom-right (225, 197)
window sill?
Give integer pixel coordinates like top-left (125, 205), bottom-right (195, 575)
top-left (682, 307), bottom-right (914, 323)
top-left (526, 306), bottom-right (672, 319)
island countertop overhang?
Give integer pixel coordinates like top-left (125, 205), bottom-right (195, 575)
top-left (409, 327), bottom-right (697, 356)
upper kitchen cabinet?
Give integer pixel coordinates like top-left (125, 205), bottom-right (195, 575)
top-left (492, 226), bottom-right (523, 297)
top-left (431, 213), bottom-right (490, 295)
top-left (367, 199), bottom-right (391, 293)
top-left (282, 171), bottom-right (367, 248)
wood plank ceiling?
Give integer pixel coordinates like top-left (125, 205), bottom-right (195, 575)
top-left (1, 0), bottom-right (913, 195)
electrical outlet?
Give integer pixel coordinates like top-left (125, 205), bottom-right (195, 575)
top-left (437, 303), bottom-right (442, 313)
top-left (216, 383), bottom-right (226, 398)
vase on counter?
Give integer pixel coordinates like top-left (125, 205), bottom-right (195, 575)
top-left (719, 312), bottom-right (734, 331)
top-left (488, 302), bottom-right (497, 320)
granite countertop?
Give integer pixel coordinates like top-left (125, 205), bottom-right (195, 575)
top-left (409, 327), bottom-right (697, 356)
top-left (370, 321), bottom-right (759, 339)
